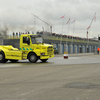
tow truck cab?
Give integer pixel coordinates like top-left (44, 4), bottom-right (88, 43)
top-left (0, 34), bottom-right (54, 63)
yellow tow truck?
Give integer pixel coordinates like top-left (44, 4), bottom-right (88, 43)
top-left (0, 34), bottom-right (54, 63)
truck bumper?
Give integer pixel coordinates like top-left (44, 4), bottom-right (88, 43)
top-left (40, 54), bottom-right (54, 59)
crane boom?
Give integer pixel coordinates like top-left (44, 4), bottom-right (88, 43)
top-left (89, 12), bottom-right (96, 28)
top-left (87, 12), bottom-right (96, 39)
top-left (31, 13), bottom-right (52, 34)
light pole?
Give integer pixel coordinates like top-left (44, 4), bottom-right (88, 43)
top-left (98, 34), bottom-right (100, 47)
top-left (86, 12), bottom-right (96, 53)
top-left (60, 15), bottom-right (65, 54)
top-left (86, 30), bottom-right (89, 53)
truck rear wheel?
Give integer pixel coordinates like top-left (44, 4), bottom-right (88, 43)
top-left (28, 53), bottom-right (38, 63)
top-left (0, 52), bottom-right (7, 63)
top-left (40, 59), bottom-right (48, 62)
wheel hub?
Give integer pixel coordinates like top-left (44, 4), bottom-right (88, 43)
top-left (30, 55), bottom-right (36, 61)
top-left (0, 54), bottom-right (3, 60)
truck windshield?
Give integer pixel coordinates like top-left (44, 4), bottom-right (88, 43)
top-left (31, 37), bottom-right (43, 44)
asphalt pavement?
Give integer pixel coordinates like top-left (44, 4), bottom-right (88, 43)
top-left (0, 53), bottom-right (100, 100)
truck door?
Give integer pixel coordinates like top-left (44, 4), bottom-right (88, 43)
top-left (21, 36), bottom-right (30, 51)
top-left (21, 36), bottom-right (30, 59)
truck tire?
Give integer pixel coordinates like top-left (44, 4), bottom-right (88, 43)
top-left (10, 60), bottom-right (18, 63)
top-left (40, 59), bottom-right (48, 62)
top-left (28, 53), bottom-right (38, 63)
top-left (3, 59), bottom-right (8, 63)
top-left (0, 52), bottom-right (7, 63)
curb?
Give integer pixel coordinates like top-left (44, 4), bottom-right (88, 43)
top-left (54, 53), bottom-right (94, 57)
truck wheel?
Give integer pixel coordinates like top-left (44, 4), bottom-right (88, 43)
top-left (28, 53), bottom-right (38, 63)
top-left (40, 59), bottom-right (48, 62)
top-left (0, 52), bottom-right (6, 63)
top-left (3, 59), bottom-right (8, 63)
top-left (10, 60), bottom-right (18, 63)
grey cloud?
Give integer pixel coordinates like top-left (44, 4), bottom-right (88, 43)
top-left (0, 0), bottom-right (100, 38)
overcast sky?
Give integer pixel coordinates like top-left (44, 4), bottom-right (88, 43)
top-left (0, 0), bottom-right (100, 38)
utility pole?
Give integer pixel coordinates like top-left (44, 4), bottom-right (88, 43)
top-left (31, 13), bottom-right (53, 34)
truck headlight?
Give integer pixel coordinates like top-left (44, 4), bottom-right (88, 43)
top-left (41, 53), bottom-right (45, 55)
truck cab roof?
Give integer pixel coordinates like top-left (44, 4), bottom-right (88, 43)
top-left (21, 34), bottom-right (42, 38)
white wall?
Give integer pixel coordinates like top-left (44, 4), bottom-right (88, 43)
top-left (74, 45), bottom-right (77, 53)
top-left (82, 45), bottom-right (85, 53)
top-left (70, 44), bottom-right (73, 53)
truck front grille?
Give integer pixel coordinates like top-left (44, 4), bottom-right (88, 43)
top-left (47, 46), bottom-right (53, 55)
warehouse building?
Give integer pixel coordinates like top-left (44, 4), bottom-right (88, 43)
top-left (2, 32), bottom-right (99, 54)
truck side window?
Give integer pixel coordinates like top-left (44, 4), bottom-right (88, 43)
top-left (23, 37), bottom-right (27, 43)
top-left (23, 37), bottom-right (30, 44)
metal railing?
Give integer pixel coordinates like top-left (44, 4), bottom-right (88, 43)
top-left (42, 35), bottom-right (98, 44)
top-left (5, 35), bottom-right (99, 45)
